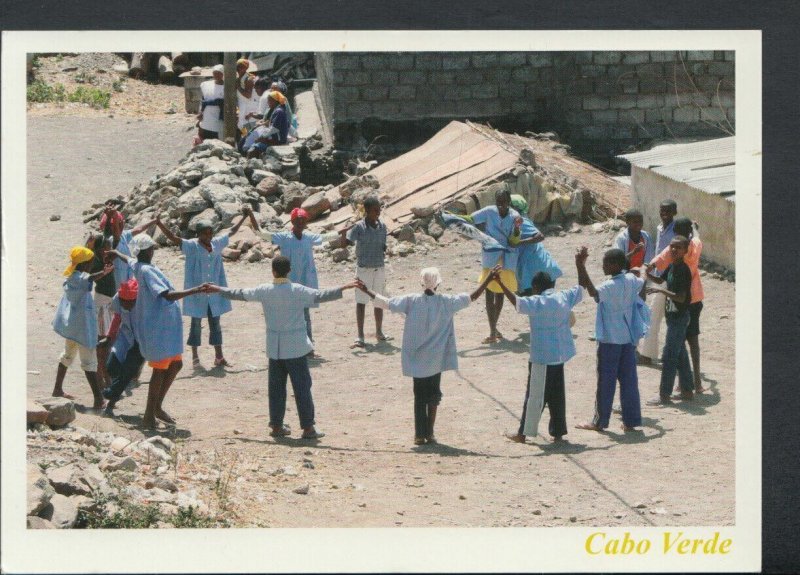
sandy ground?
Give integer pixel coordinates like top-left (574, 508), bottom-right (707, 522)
top-left (25, 114), bottom-right (735, 528)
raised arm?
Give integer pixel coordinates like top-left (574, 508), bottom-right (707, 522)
top-left (131, 216), bottom-right (159, 237)
top-left (154, 216), bottom-right (182, 247)
top-left (472, 264), bottom-right (502, 302)
top-left (575, 246), bottom-right (598, 301)
top-left (492, 265), bottom-right (517, 307)
top-left (228, 206), bottom-right (254, 236)
top-left (87, 263), bottom-right (114, 282)
top-left (646, 284), bottom-right (685, 303)
top-left (161, 284), bottom-right (207, 302)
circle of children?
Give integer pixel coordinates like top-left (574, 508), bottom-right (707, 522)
top-left (52, 184), bottom-right (704, 445)
top-left (193, 59), bottom-right (297, 155)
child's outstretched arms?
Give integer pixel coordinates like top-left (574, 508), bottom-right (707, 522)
top-left (575, 246), bottom-right (599, 301)
top-left (154, 215), bottom-right (183, 247)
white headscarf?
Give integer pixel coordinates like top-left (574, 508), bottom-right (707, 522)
top-left (129, 234), bottom-right (156, 257)
top-left (420, 267), bottom-right (442, 292)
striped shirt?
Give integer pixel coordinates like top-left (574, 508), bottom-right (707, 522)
top-left (347, 219), bottom-right (387, 268)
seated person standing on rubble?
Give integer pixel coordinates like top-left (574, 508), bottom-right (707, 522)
top-left (196, 64), bottom-right (225, 142)
top-left (245, 90), bottom-right (289, 158)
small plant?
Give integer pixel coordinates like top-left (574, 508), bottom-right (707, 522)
top-left (68, 86), bottom-right (112, 109)
top-left (31, 54), bottom-right (41, 68)
top-left (74, 71), bottom-right (98, 85)
top-left (76, 492), bottom-right (227, 529)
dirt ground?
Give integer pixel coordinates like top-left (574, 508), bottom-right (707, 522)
top-left (25, 114), bottom-right (735, 528)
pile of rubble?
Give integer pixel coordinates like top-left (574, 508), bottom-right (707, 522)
top-left (27, 398), bottom-right (214, 529)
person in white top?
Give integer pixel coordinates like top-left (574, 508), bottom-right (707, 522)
top-left (196, 64), bottom-right (225, 142)
top-left (235, 59), bottom-right (259, 139)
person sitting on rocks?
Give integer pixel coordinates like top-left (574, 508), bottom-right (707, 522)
top-left (245, 90), bottom-right (289, 158)
top-left (255, 207), bottom-right (340, 356)
top-left (203, 256), bottom-right (359, 440)
top-left (356, 266), bottom-right (497, 445)
top-left (99, 278), bottom-right (144, 417)
top-left (270, 80), bottom-right (298, 139)
top-left (109, 235), bottom-right (207, 429)
top-left (51, 246), bottom-right (114, 409)
top-left (196, 64), bottom-right (225, 143)
top-left (154, 206), bottom-right (258, 368)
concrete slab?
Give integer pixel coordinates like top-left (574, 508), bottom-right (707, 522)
top-left (294, 88), bottom-right (323, 140)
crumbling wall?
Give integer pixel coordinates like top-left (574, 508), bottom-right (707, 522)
top-left (317, 51), bottom-right (735, 167)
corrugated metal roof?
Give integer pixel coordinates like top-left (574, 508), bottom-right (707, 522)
top-left (619, 137), bottom-right (735, 200)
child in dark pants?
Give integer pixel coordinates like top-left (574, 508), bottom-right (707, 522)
top-left (100, 279), bottom-right (145, 416)
top-left (575, 246), bottom-right (644, 432)
top-left (495, 271), bottom-right (582, 443)
top-left (645, 236), bottom-right (694, 404)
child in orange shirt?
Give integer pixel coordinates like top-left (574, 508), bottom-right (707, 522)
top-left (646, 217), bottom-right (704, 392)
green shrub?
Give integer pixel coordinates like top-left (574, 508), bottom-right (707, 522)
top-left (76, 493), bottom-right (229, 529)
top-left (27, 80), bottom-right (111, 109)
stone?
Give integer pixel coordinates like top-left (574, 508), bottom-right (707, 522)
top-left (37, 397), bottom-right (76, 427)
top-left (39, 494), bottom-right (78, 529)
top-left (138, 439), bottom-right (172, 460)
top-left (293, 484), bottom-right (310, 495)
top-left (256, 174), bottom-right (283, 197)
top-left (27, 465), bottom-right (55, 516)
top-left (246, 248), bottom-right (264, 263)
top-left (569, 516), bottom-right (577, 523)
top-left (27, 399), bottom-right (50, 425)
top-left (198, 182), bottom-right (239, 205)
top-left (109, 436), bottom-right (132, 453)
top-left (267, 145), bottom-right (299, 162)
top-left (100, 456), bottom-right (138, 473)
top-left (281, 183), bottom-right (312, 211)
top-left (613, 511), bottom-right (627, 519)
top-left (411, 205), bottom-right (436, 218)
top-left (426, 221), bottom-right (444, 240)
top-left (262, 156), bottom-right (283, 173)
top-left (303, 462), bottom-right (315, 469)
top-left (394, 225), bottom-right (416, 243)
top-left (46, 462), bottom-right (105, 496)
top-left (214, 202), bottom-right (244, 227)
top-left (301, 191), bottom-right (332, 221)
top-left (221, 248), bottom-right (242, 261)
top-left (175, 189), bottom-right (209, 215)
top-left (145, 478), bottom-right (178, 493)
top-left (650, 507), bottom-right (668, 515)
top-left (610, 218), bottom-right (626, 231)
top-left (27, 516), bottom-right (56, 529)
top-left (633, 502), bottom-right (647, 509)
top-left (591, 222), bottom-right (605, 233)
top-left (332, 247), bottom-right (350, 263)
top-left (188, 208), bottom-right (220, 232)
top-left (394, 242), bottom-right (415, 257)
top-left (248, 169), bottom-right (273, 185)
top-left (49, 214), bottom-right (61, 221)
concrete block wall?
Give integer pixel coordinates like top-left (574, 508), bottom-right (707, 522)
top-left (314, 51), bottom-right (735, 166)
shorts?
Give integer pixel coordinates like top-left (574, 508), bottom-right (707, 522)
top-left (478, 268), bottom-right (518, 294)
top-left (94, 293), bottom-right (113, 336)
top-left (148, 354), bottom-right (183, 370)
top-left (60, 338), bottom-right (98, 372)
top-left (686, 301), bottom-right (703, 337)
top-left (355, 266), bottom-right (387, 305)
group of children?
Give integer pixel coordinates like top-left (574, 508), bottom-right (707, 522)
top-left (49, 189), bottom-right (706, 444)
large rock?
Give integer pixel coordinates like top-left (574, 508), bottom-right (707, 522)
top-left (200, 157), bottom-right (233, 178)
top-left (27, 399), bottom-right (50, 425)
top-left (175, 189), bottom-right (210, 215)
top-left (188, 208), bottom-right (220, 232)
top-left (27, 465), bottom-right (56, 515)
top-left (221, 248), bottom-right (242, 261)
top-left (300, 191), bottom-right (332, 221)
top-left (262, 156), bottom-right (283, 173)
top-left (411, 205), bottom-right (436, 218)
top-left (246, 247), bottom-right (265, 263)
top-left (266, 145), bottom-right (299, 162)
top-left (426, 221), bottom-right (444, 239)
top-left (332, 247), bottom-right (351, 263)
top-left (249, 169), bottom-right (275, 185)
top-left (46, 462), bottom-right (105, 496)
top-left (198, 173), bottom-right (248, 189)
top-left (214, 202), bottom-right (244, 227)
top-left (256, 174), bottom-right (283, 197)
top-left (229, 225), bottom-right (260, 252)
top-left (281, 183), bottom-right (312, 211)
top-left (100, 455), bottom-right (138, 473)
top-left (193, 138), bottom-right (234, 154)
top-left (37, 397), bottom-right (75, 427)
top-left (39, 494), bottom-right (79, 529)
top-left (394, 224), bottom-right (416, 244)
top-left (198, 183), bottom-right (239, 205)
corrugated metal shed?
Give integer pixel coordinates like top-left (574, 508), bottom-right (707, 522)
top-left (619, 137), bottom-right (735, 201)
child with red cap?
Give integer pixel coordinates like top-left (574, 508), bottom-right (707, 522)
top-left (256, 207), bottom-right (339, 355)
top-left (51, 246), bottom-right (114, 408)
top-left (100, 278), bottom-right (145, 416)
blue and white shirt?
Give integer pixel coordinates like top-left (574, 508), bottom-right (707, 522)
top-left (595, 272), bottom-right (645, 345)
top-left (129, 261), bottom-right (184, 361)
top-left (112, 230), bottom-right (134, 289)
top-left (516, 286), bottom-right (582, 365)
top-left (271, 231), bottom-right (323, 289)
top-left (470, 205), bottom-right (520, 270)
top-left (515, 217), bottom-right (563, 291)
top-left (180, 234), bottom-right (232, 318)
top-left (52, 271), bottom-right (97, 349)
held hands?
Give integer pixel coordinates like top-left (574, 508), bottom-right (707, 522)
top-left (341, 279), bottom-right (361, 291)
top-left (575, 246), bottom-right (589, 266)
top-left (632, 241), bottom-right (644, 255)
top-left (646, 286), bottom-right (665, 296)
top-left (241, 204), bottom-right (252, 216)
top-left (199, 282), bottom-right (220, 294)
top-left (354, 278), bottom-right (368, 292)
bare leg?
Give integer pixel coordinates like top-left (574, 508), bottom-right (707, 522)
top-left (493, 292), bottom-right (505, 338)
top-left (355, 303), bottom-right (366, 340)
top-left (84, 371), bottom-right (105, 409)
top-left (155, 360), bottom-right (182, 424)
top-left (52, 363), bottom-right (75, 399)
top-left (687, 335), bottom-right (704, 391)
top-left (143, 370), bottom-right (163, 428)
top-left (96, 343), bottom-right (111, 387)
top-left (374, 307), bottom-right (384, 339)
top-left (484, 291), bottom-right (498, 342)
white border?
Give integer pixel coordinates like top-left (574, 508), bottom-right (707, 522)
top-left (2, 30), bottom-right (761, 573)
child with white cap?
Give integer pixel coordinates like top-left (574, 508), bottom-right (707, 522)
top-left (356, 265), bottom-right (499, 445)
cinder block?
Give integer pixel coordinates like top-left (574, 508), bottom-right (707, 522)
top-left (636, 94), bottom-right (665, 109)
top-left (361, 86), bottom-right (389, 101)
top-left (511, 100), bottom-right (530, 113)
top-left (472, 85), bottom-right (499, 99)
top-left (371, 70), bottom-right (399, 84)
top-left (472, 53), bottom-right (499, 68)
top-left (639, 124), bottom-right (666, 138)
top-left (610, 94), bottom-right (638, 109)
top-left (336, 86), bottom-right (360, 101)
top-left (511, 67), bottom-right (538, 82)
top-left (724, 51), bottom-right (735, 61)
top-left (687, 51), bottom-right (715, 61)
top-left (569, 77), bottom-right (595, 94)
top-left (333, 54), bottom-right (362, 71)
top-left (442, 85), bottom-right (468, 101)
top-left (415, 53), bottom-right (443, 70)
top-left (580, 65), bottom-right (605, 78)
top-left (673, 107), bottom-right (700, 122)
top-left (344, 102), bottom-right (373, 119)
top-left (574, 51), bottom-right (593, 64)
top-left (528, 53), bottom-right (553, 67)
top-left (707, 62), bottom-right (735, 76)
top-left (690, 62), bottom-right (707, 76)
top-left (715, 91), bottom-right (735, 108)
top-left (593, 52), bottom-right (621, 65)
top-left (714, 51), bottom-right (726, 61)
top-left (582, 125), bottom-right (611, 139)
top-left (399, 70), bottom-right (427, 84)
top-left (645, 108), bottom-right (669, 122)
top-left (618, 108), bottom-right (645, 124)
top-left (614, 126), bottom-right (634, 138)
top-left (537, 67), bottom-right (554, 83)
top-left (594, 80), bottom-right (618, 97)
top-left (442, 54), bottom-right (471, 70)
top-left (564, 110), bottom-right (591, 125)
top-left (638, 77), bottom-right (667, 94)
top-left (371, 101), bottom-right (401, 117)
top-left (622, 52), bottom-right (650, 65)
top-left (619, 77), bottom-right (639, 94)
top-left (361, 54), bottom-right (388, 70)
top-left (650, 51), bottom-right (679, 63)
top-left (388, 54), bottom-right (416, 70)
top-left (484, 68), bottom-right (512, 83)
top-left (343, 71), bottom-right (371, 85)
top-left (592, 109), bottom-right (619, 124)
top-left (389, 85), bottom-right (416, 100)
top-left (454, 69), bottom-right (485, 85)
top-left (699, 107), bottom-right (726, 121)
top-left (498, 52), bottom-right (528, 67)
top-left (583, 95), bottom-right (610, 110)
top-left (428, 71), bottom-right (456, 85)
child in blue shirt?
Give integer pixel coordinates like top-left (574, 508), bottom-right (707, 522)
top-left (51, 246), bottom-right (114, 409)
top-left (575, 246), bottom-right (644, 432)
top-left (495, 270), bottom-right (582, 443)
top-left (155, 207), bottom-right (254, 368)
top-left (357, 266), bottom-right (497, 445)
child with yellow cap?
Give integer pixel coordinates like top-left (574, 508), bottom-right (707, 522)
top-left (51, 246), bottom-right (114, 408)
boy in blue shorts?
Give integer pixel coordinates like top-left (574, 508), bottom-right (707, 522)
top-left (339, 195), bottom-right (389, 348)
top-left (575, 246), bottom-right (644, 432)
